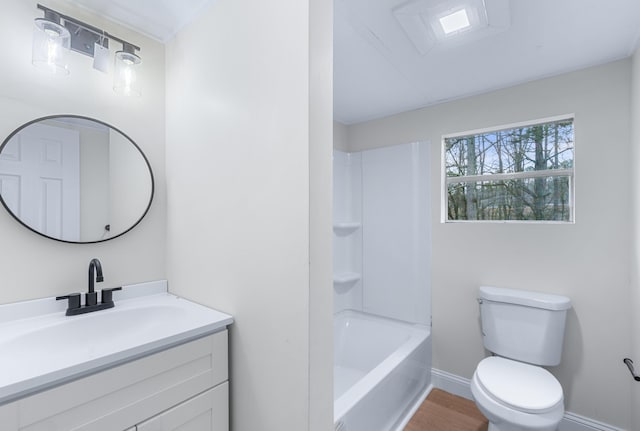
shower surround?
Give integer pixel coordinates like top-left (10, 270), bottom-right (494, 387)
top-left (333, 142), bottom-right (432, 430)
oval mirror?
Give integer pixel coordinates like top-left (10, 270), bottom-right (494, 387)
top-left (0, 115), bottom-right (154, 243)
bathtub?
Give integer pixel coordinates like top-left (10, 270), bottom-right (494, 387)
top-left (334, 310), bottom-right (431, 431)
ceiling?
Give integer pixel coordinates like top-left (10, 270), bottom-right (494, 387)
top-left (64, 0), bottom-right (215, 43)
top-left (335, 0), bottom-right (640, 124)
top-left (62, 0), bottom-right (640, 125)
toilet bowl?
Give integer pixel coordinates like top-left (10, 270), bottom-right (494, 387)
top-left (471, 357), bottom-right (564, 431)
top-left (472, 286), bottom-right (571, 431)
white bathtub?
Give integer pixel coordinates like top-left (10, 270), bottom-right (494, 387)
top-left (334, 310), bottom-right (431, 431)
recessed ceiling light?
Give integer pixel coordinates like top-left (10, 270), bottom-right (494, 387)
top-left (439, 9), bottom-right (470, 34)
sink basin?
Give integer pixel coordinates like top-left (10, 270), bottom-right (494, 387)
top-left (0, 280), bottom-right (233, 404)
top-left (1, 305), bottom-right (188, 368)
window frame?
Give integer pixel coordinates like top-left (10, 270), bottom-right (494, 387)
top-left (441, 114), bottom-right (576, 224)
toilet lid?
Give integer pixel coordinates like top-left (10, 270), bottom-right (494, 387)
top-left (475, 357), bottom-right (563, 413)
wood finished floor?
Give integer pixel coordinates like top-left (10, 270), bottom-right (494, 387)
top-left (404, 389), bottom-right (489, 431)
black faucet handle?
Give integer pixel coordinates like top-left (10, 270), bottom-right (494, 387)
top-left (85, 291), bottom-right (98, 307)
top-left (56, 293), bottom-right (81, 311)
top-left (101, 286), bottom-right (122, 304)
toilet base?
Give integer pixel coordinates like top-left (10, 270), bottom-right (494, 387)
top-left (488, 423), bottom-right (519, 431)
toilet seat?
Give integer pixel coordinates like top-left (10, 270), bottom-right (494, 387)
top-left (471, 370), bottom-right (565, 431)
top-left (475, 357), bottom-right (563, 413)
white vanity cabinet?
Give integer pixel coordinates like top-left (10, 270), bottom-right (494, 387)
top-left (0, 330), bottom-right (229, 431)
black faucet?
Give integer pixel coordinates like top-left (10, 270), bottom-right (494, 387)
top-left (88, 258), bottom-right (103, 292)
top-left (56, 258), bottom-right (121, 316)
top-left (86, 258), bottom-right (103, 306)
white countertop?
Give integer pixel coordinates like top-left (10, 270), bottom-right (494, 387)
top-left (0, 280), bottom-right (233, 405)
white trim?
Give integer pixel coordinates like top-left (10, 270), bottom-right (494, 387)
top-left (392, 384), bottom-right (433, 431)
top-left (560, 413), bottom-right (626, 431)
top-left (446, 168), bottom-right (573, 184)
top-left (441, 113), bottom-right (575, 140)
top-left (445, 219), bottom-right (573, 225)
top-left (431, 368), bottom-right (625, 431)
top-left (431, 368), bottom-right (473, 399)
top-left (440, 133), bottom-right (448, 223)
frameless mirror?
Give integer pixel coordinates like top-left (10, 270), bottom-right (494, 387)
top-left (0, 115), bottom-right (154, 243)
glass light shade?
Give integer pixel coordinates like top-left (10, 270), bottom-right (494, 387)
top-left (32, 18), bottom-right (70, 75)
top-left (113, 51), bottom-right (142, 97)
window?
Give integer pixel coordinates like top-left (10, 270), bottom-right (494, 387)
top-left (443, 116), bottom-right (574, 222)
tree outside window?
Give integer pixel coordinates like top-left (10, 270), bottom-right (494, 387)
top-left (444, 117), bottom-right (574, 222)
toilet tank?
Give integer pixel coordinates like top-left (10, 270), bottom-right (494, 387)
top-left (479, 286), bottom-right (571, 366)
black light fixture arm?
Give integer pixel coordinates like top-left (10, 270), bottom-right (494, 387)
top-left (36, 3), bottom-right (140, 54)
top-left (41, 7), bottom-right (62, 24)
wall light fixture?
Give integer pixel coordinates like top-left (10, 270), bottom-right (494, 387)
top-left (32, 4), bottom-right (143, 96)
top-left (32, 8), bottom-right (70, 74)
top-left (114, 43), bottom-right (142, 97)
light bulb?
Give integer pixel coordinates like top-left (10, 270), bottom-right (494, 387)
top-left (47, 39), bottom-right (59, 69)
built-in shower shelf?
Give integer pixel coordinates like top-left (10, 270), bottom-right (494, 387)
top-left (333, 222), bottom-right (361, 236)
top-left (333, 272), bottom-right (361, 286)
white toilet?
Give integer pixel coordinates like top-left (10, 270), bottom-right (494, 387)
top-left (471, 286), bottom-right (571, 431)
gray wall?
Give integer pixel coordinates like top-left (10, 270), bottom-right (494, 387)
top-left (346, 60), bottom-right (633, 428)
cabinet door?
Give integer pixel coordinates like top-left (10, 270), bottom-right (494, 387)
top-left (137, 382), bottom-right (228, 431)
top-left (0, 402), bottom-right (18, 431)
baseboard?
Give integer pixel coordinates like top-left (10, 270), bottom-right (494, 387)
top-left (559, 413), bottom-right (625, 431)
top-left (431, 368), bottom-right (625, 431)
top-left (431, 368), bottom-right (473, 399)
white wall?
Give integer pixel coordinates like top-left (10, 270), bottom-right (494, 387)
top-left (333, 150), bottom-right (363, 313)
top-left (361, 142), bottom-right (430, 326)
top-left (165, 1), bottom-right (333, 431)
top-left (333, 143), bottom-right (431, 326)
top-left (0, 0), bottom-right (166, 304)
top-left (630, 46), bottom-right (640, 431)
top-left (308, 1), bottom-right (334, 427)
top-left (347, 60), bottom-right (633, 428)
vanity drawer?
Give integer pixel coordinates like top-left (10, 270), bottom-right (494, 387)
top-left (0, 330), bottom-right (228, 431)
top-left (136, 382), bottom-right (228, 430)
